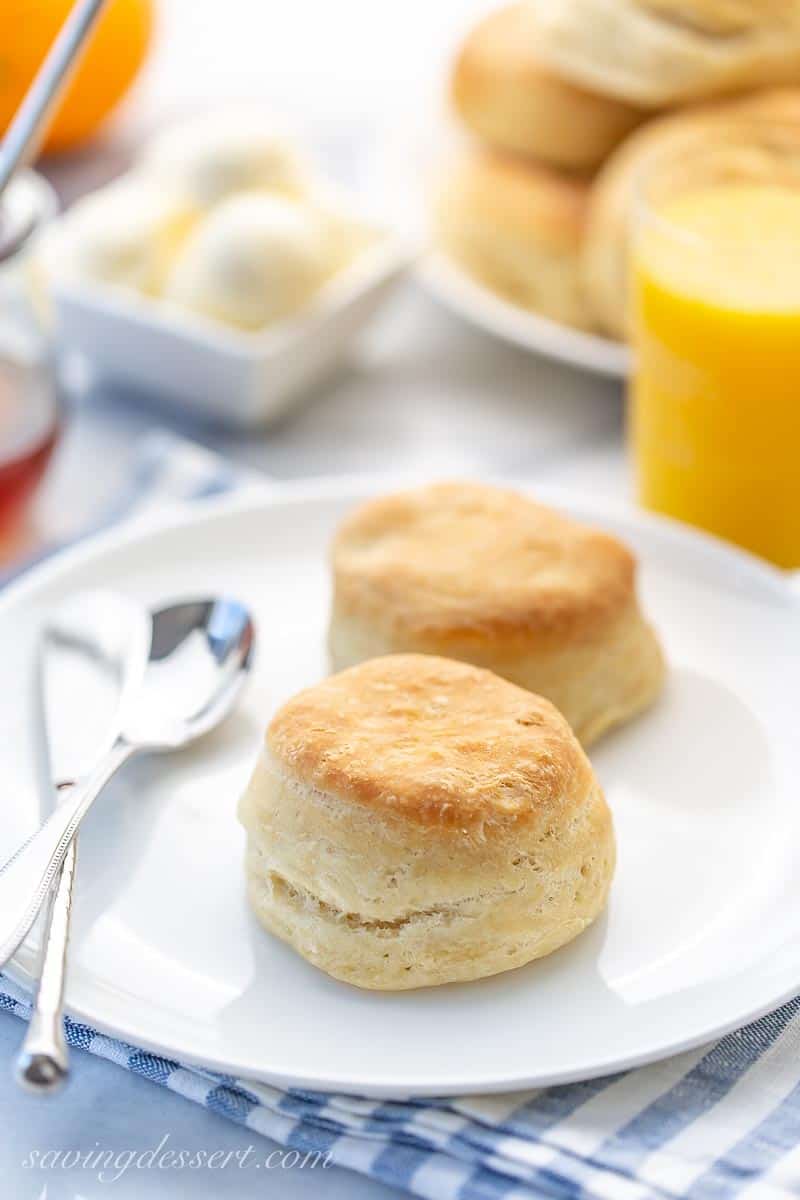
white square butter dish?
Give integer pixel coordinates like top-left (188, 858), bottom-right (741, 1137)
top-left (51, 229), bottom-right (414, 429)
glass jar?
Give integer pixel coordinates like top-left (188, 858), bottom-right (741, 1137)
top-left (0, 169), bottom-right (60, 557)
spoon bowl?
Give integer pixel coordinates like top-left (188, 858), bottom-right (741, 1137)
top-left (122, 598), bottom-right (255, 749)
top-left (0, 593), bottom-right (255, 969)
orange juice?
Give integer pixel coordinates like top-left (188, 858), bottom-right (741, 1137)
top-left (631, 181), bottom-right (800, 567)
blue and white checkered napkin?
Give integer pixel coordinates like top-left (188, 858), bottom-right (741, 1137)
top-left (3, 433), bottom-right (800, 1200)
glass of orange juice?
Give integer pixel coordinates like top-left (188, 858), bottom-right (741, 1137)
top-left (630, 123), bottom-right (800, 568)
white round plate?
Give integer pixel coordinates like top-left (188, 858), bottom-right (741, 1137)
top-left (2, 479), bottom-right (799, 1098)
top-left (422, 253), bottom-right (630, 379)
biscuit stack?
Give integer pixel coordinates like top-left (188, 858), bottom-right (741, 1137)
top-left (437, 1), bottom-right (800, 337)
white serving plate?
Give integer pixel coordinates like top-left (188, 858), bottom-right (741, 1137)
top-left (51, 234), bottom-right (414, 429)
top-left (2, 479), bottom-right (799, 1098)
top-left (422, 253), bottom-right (630, 380)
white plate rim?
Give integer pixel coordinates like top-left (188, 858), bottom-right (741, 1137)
top-left (422, 253), bottom-right (631, 380)
top-left (2, 475), bottom-right (798, 1097)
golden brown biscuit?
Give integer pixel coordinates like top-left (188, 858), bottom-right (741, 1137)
top-left (239, 654), bottom-right (615, 990)
top-left (329, 482), bottom-right (665, 746)
top-left (636, 0), bottom-right (790, 37)
top-left (452, 4), bottom-right (645, 169)
top-left (521, 0), bottom-right (800, 108)
top-left (434, 147), bottom-right (593, 328)
top-left (582, 88), bottom-right (800, 337)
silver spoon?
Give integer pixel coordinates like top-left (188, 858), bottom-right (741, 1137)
top-left (0, 597), bottom-right (255, 969)
top-left (15, 590), bottom-right (152, 1093)
top-left (0, 0), bottom-right (109, 200)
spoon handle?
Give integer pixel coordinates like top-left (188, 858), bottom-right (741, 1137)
top-left (0, 740), bottom-right (133, 967)
top-left (0, 0), bottom-right (110, 195)
top-left (14, 835), bottom-right (77, 1092)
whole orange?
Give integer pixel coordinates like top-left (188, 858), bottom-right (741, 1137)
top-left (0, 0), bottom-right (154, 155)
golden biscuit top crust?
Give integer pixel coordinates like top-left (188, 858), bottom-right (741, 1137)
top-left (454, 4), bottom-right (587, 94)
top-left (634, 0), bottom-right (794, 35)
top-left (332, 482), bottom-right (635, 646)
top-left (453, 3), bottom-right (637, 108)
top-left (440, 150), bottom-right (589, 254)
top-left (267, 654), bottom-right (594, 831)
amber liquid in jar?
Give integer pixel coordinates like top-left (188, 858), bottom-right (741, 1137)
top-left (0, 357), bottom-right (58, 545)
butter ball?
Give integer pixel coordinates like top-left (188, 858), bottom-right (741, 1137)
top-left (142, 110), bottom-right (308, 208)
top-left (163, 192), bottom-right (329, 330)
top-left (41, 177), bottom-right (196, 295)
top-left (309, 189), bottom-right (380, 276)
